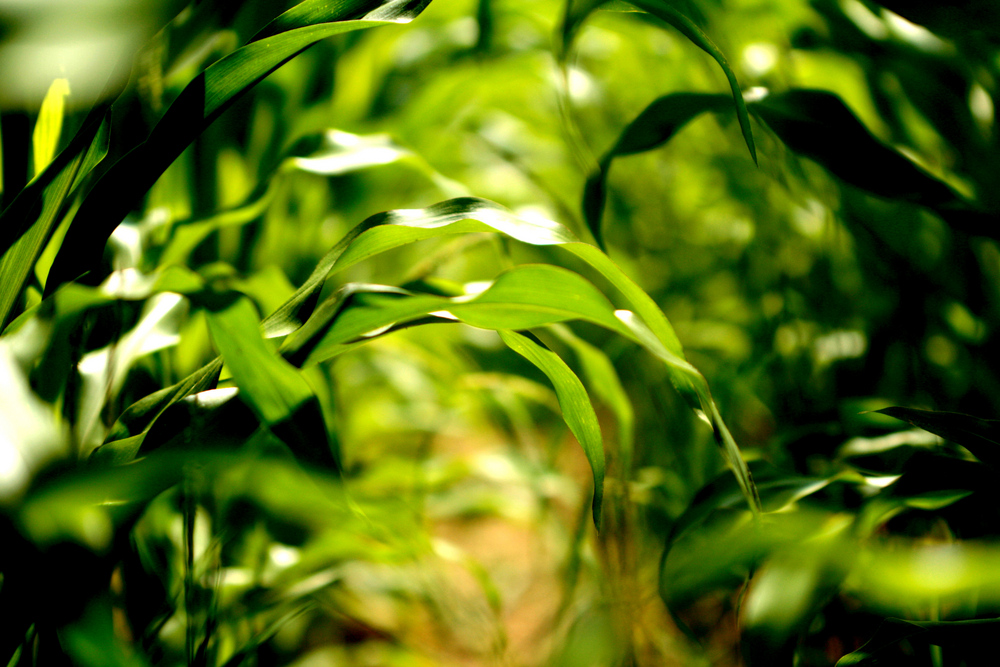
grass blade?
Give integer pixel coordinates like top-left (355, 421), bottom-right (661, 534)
top-left (31, 78), bottom-right (71, 177)
top-left (263, 196), bottom-right (759, 514)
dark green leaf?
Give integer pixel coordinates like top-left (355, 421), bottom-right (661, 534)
top-left (838, 617), bottom-right (1000, 666)
top-left (750, 90), bottom-right (998, 236)
top-left (583, 93), bottom-right (730, 246)
top-left (628, 1), bottom-right (756, 165)
top-left (876, 406), bottom-right (1000, 467)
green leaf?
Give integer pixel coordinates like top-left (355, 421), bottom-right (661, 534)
top-left (627, 0), bottom-right (756, 164)
top-left (45, 0), bottom-right (434, 295)
top-left (583, 93), bottom-right (730, 246)
top-left (74, 292), bottom-right (188, 454)
top-left (750, 89), bottom-right (992, 234)
top-left (31, 78), bottom-right (71, 177)
top-left (558, 1), bottom-right (755, 169)
top-left (253, 0), bottom-right (433, 40)
top-left (260, 197), bottom-right (576, 337)
top-left (205, 295), bottom-right (338, 471)
top-left (91, 358), bottom-right (224, 466)
top-left (0, 109), bottom-right (111, 330)
top-left (264, 196), bottom-right (759, 514)
top-left (283, 264), bottom-right (633, 365)
top-left (549, 324), bottom-right (634, 469)
top-left (498, 330), bottom-right (605, 530)
top-left (876, 406), bottom-right (1000, 467)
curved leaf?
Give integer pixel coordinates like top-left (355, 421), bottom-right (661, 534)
top-left (750, 89), bottom-right (996, 236)
top-left (583, 93), bottom-right (730, 246)
top-left (263, 196), bottom-right (759, 514)
top-left (628, 0), bottom-right (756, 164)
top-left (282, 264), bottom-right (633, 365)
top-left (499, 330), bottom-right (605, 529)
top-left (550, 324), bottom-right (634, 469)
top-left (876, 406), bottom-right (1000, 467)
top-left (838, 617), bottom-right (1000, 666)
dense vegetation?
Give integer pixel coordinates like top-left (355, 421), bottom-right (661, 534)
top-left (2, 0), bottom-right (1000, 665)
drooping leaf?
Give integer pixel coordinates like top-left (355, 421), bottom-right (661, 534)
top-left (558, 1), bottom-right (755, 170)
top-left (550, 323), bottom-right (634, 469)
top-left (263, 196), bottom-right (759, 513)
top-left (498, 330), bottom-right (605, 529)
top-left (876, 406), bottom-right (1000, 467)
top-left (628, 0), bottom-right (756, 164)
top-left (282, 264), bottom-right (633, 365)
top-left (260, 197), bottom-right (575, 337)
top-left (750, 89), bottom-right (996, 235)
top-left (46, 0), bottom-right (435, 294)
top-left (583, 93), bottom-right (730, 245)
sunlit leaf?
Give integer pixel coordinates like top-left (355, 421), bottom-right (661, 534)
top-left (31, 78), bottom-right (71, 177)
top-left (550, 324), bottom-right (634, 468)
top-left (46, 1), bottom-right (435, 294)
top-left (0, 108), bottom-right (111, 329)
top-left (264, 196), bottom-right (758, 513)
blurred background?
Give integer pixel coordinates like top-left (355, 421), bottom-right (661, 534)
top-left (3, 0), bottom-right (1000, 665)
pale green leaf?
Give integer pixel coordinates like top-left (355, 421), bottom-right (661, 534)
top-left (499, 330), bottom-right (605, 529)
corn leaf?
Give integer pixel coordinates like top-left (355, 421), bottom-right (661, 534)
top-left (628, 0), bottom-right (756, 165)
top-left (205, 295), bottom-right (338, 471)
top-left (32, 78), bottom-right (71, 177)
top-left (550, 324), bottom-right (634, 470)
top-left (45, 0), bottom-right (434, 294)
top-left (876, 406), bottom-right (1000, 467)
top-left (264, 196), bottom-right (760, 514)
top-left (583, 92), bottom-right (730, 246)
top-left (499, 330), bottom-right (605, 530)
top-left (0, 110), bottom-right (110, 330)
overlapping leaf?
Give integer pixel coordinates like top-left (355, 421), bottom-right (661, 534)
top-left (205, 295), bottom-right (338, 471)
top-left (559, 1), bottom-right (755, 175)
top-left (45, 0), bottom-right (435, 294)
top-left (268, 197), bottom-right (759, 516)
top-left (583, 93), bottom-right (731, 245)
top-left (877, 406), bottom-right (1000, 467)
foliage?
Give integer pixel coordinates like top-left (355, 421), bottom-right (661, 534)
top-left (1, 0), bottom-right (1000, 665)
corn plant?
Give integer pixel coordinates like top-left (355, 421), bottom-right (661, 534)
top-left (2, 0), bottom-right (1000, 665)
